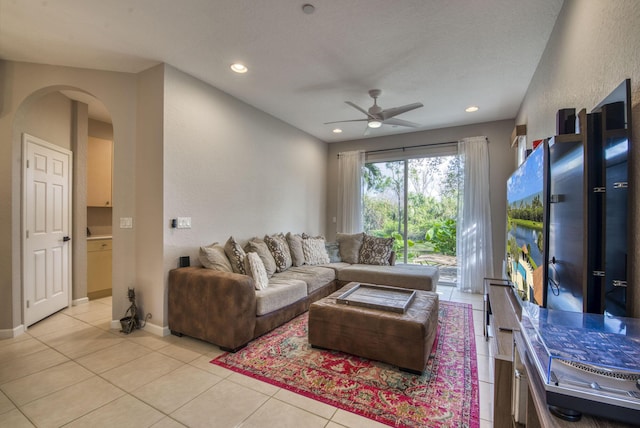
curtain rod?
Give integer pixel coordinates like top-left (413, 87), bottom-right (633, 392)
top-left (336, 137), bottom-right (488, 158)
top-left (366, 140), bottom-right (457, 155)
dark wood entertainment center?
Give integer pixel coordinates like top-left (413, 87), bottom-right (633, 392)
top-left (485, 279), bottom-right (631, 427)
top-left (488, 79), bottom-right (637, 426)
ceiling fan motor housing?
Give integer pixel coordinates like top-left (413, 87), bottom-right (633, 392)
top-left (323, 88), bottom-right (423, 130)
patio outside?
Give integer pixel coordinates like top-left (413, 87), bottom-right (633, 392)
top-left (363, 156), bottom-right (459, 288)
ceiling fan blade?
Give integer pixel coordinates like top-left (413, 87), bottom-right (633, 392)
top-left (345, 101), bottom-right (375, 119)
top-left (323, 119), bottom-right (368, 125)
top-left (363, 125), bottom-right (372, 137)
top-left (382, 117), bottom-right (421, 128)
top-left (381, 102), bottom-right (424, 120)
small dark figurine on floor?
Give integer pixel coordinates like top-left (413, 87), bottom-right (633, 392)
top-left (120, 287), bottom-right (141, 334)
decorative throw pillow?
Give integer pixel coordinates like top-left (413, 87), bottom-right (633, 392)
top-left (199, 242), bottom-right (233, 272)
top-left (286, 232), bottom-right (305, 267)
top-left (224, 236), bottom-right (246, 274)
top-left (244, 252), bottom-right (269, 290)
top-left (325, 242), bottom-right (341, 263)
top-left (302, 236), bottom-right (330, 265)
top-left (359, 234), bottom-right (395, 265)
top-left (336, 232), bottom-right (364, 264)
top-left (264, 233), bottom-right (292, 272)
top-left (245, 238), bottom-right (277, 278)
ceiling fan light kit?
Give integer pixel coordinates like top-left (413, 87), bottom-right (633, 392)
top-left (324, 89), bottom-right (423, 132)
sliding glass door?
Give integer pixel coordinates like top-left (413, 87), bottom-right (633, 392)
top-left (363, 153), bottom-right (459, 286)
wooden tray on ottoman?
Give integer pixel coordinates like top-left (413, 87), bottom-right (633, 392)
top-left (336, 283), bottom-right (416, 313)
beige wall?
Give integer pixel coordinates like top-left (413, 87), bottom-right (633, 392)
top-left (163, 65), bottom-right (328, 245)
top-left (20, 92), bottom-right (73, 149)
top-left (161, 65), bottom-right (328, 321)
top-left (72, 101), bottom-right (89, 302)
top-left (326, 119), bottom-right (515, 277)
top-left (89, 119), bottom-right (113, 140)
top-left (134, 64), bottom-right (165, 333)
top-left (515, 0), bottom-right (640, 316)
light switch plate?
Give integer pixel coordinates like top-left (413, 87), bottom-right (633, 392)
top-left (177, 217), bottom-right (191, 229)
top-left (120, 217), bottom-right (133, 228)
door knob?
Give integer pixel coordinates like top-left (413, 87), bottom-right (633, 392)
top-left (63, 236), bottom-right (71, 242)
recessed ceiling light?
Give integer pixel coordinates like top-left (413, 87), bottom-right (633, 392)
top-left (332, 128), bottom-right (342, 133)
top-left (230, 63), bottom-right (248, 74)
top-left (465, 106), bottom-right (479, 113)
top-left (302, 4), bottom-right (315, 14)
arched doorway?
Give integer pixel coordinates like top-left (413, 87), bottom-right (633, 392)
top-left (14, 86), bottom-right (114, 326)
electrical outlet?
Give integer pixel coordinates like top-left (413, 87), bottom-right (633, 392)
top-left (177, 217), bottom-right (191, 229)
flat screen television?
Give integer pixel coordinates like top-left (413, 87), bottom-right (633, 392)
top-left (505, 142), bottom-right (548, 307)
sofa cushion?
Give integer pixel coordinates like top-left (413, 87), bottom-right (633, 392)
top-left (255, 279), bottom-right (307, 316)
top-left (286, 232), bottom-right (305, 267)
top-left (244, 252), bottom-right (269, 290)
top-left (325, 242), bottom-right (341, 263)
top-left (336, 264), bottom-right (439, 292)
top-left (302, 236), bottom-right (330, 265)
top-left (245, 238), bottom-right (277, 278)
top-left (265, 233), bottom-right (293, 272)
top-left (199, 242), bottom-right (233, 272)
top-left (273, 265), bottom-right (336, 294)
top-left (336, 232), bottom-right (364, 263)
top-left (224, 236), bottom-right (246, 274)
top-left (359, 235), bottom-right (395, 265)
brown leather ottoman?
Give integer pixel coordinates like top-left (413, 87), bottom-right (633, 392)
top-left (308, 282), bottom-right (439, 374)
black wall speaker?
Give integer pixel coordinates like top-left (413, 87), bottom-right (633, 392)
top-left (556, 108), bottom-right (576, 135)
top-left (602, 101), bottom-right (625, 130)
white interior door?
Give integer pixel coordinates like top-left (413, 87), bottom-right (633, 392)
top-left (23, 133), bottom-right (72, 327)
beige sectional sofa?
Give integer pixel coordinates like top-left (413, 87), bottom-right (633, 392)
top-left (168, 232), bottom-right (439, 351)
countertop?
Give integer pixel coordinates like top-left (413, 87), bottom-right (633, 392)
top-left (87, 235), bottom-right (112, 241)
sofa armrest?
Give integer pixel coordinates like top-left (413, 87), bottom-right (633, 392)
top-left (168, 267), bottom-right (257, 350)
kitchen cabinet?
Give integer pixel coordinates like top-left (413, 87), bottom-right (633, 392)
top-left (87, 238), bottom-right (112, 299)
top-left (87, 137), bottom-right (113, 207)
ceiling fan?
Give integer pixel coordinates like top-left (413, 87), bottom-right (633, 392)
top-left (325, 89), bottom-right (423, 131)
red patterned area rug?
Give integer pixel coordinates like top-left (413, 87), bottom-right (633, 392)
top-left (211, 301), bottom-right (479, 428)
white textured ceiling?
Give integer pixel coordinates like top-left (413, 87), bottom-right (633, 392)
top-left (0, 0), bottom-right (563, 142)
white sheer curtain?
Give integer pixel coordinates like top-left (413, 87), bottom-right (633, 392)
top-left (457, 136), bottom-right (494, 293)
top-left (337, 150), bottom-right (365, 233)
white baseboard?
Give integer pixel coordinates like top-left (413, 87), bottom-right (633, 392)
top-left (144, 322), bottom-right (170, 337)
top-left (0, 324), bottom-right (25, 339)
top-left (109, 320), bottom-right (169, 337)
top-left (72, 297), bottom-right (89, 306)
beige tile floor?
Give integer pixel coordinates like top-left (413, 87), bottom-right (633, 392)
top-left (0, 286), bottom-right (494, 427)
